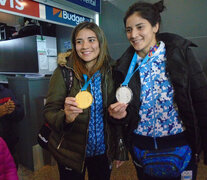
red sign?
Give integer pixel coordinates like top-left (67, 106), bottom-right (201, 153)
top-left (0, 0), bottom-right (39, 17)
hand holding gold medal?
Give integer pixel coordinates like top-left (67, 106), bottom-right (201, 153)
top-left (75, 74), bottom-right (94, 109)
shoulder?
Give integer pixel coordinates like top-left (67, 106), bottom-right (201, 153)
top-left (0, 138), bottom-right (9, 157)
top-left (49, 66), bottom-right (66, 92)
top-left (157, 32), bottom-right (197, 49)
top-left (118, 46), bottom-right (135, 60)
top-left (51, 66), bottom-right (64, 81)
top-left (108, 57), bottom-right (117, 70)
top-left (114, 46), bottom-right (135, 74)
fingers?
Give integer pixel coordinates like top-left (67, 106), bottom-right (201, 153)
top-left (4, 100), bottom-right (15, 114)
top-left (65, 97), bottom-right (77, 106)
top-left (108, 102), bottom-right (128, 119)
top-left (108, 102), bottom-right (128, 114)
top-left (65, 104), bottom-right (83, 113)
top-left (64, 97), bottom-right (83, 113)
top-left (64, 97), bottom-right (83, 123)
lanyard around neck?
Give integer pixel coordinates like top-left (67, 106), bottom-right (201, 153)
top-left (81, 72), bottom-right (99, 91)
top-left (122, 43), bottom-right (159, 86)
top-left (122, 53), bottom-right (150, 86)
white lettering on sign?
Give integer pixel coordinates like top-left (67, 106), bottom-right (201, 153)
top-left (82, 0), bottom-right (96, 7)
top-left (0, 0), bottom-right (6, 5)
top-left (62, 11), bottom-right (85, 25)
top-left (0, 0), bottom-right (24, 10)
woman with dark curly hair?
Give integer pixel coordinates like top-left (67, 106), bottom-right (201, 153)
top-left (109, 1), bottom-right (207, 179)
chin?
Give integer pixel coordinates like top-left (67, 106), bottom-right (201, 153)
top-left (134, 47), bottom-right (143, 52)
top-left (131, 43), bottom-right (142, 51)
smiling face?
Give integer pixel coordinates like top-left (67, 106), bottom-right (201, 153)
top-left (126, 12), bottom-right (159, 58)
top-left (75, 28), bottom-right (100, 70)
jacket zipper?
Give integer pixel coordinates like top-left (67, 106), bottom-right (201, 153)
top-left (57, 134), bottom-right (65, 149)
top-left (143, 162), bottom-right (179, 172)
top-left (81, 125), bottom-right (89, 172)
top-left (143, 153), bottom-right (183, 160)
top-left (149, 61), bottom-right (158, 149)
top-left (81, 91), bottom-right (91, 172)
top-left (187, 76), bottom-right (199, 162)
top-left (104, 75), bottom-right (111, 160)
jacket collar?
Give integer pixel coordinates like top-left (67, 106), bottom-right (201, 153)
top-left (157, 32), bottom-right (197, 49)
top-left (116, 32), bottom-right (197, 75)
top-left (115, 46), bottom-right (135, 76)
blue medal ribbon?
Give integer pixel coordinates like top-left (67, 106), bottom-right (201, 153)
top-left (81, 72), bottom-right (99, 91)
top-left (122, 43), bottom-right (160, 86)
top-left (122, 53), bottom-right (150, 86)
top-left (81, 74), bottom-right (92, 91)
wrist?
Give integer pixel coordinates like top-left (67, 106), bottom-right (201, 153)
top-left (65, 116), bottom-right (73, 124)
top-left (0, 105), bottom-right (8, 117)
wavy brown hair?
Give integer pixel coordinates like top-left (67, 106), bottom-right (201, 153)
top-left (71, 21), bottom-right (110, 80)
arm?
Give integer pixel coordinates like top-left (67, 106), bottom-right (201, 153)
top-left (0, 89), bottom-right (24, 121)
top-left (43, 67), bottom-right (69, 132)
top-left (109, 68), bottom-right (139, 126)
top-left (0, 103), bottom-right (9, 118)
top-left (43, 67), bottom-right (83, 132)
top-left (107, 68), bottom-right (137, 165)
top-left (187, 48), bottom-right (207, 164)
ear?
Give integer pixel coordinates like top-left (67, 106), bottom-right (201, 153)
top-left (153, 23), bottom-right (159, 33)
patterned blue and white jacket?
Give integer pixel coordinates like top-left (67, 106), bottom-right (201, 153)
top-left (112, 33), bottom-right (207, 163)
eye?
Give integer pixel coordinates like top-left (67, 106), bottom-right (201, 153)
top-left (88, 38), bottom-right (96, 42)
top-left (76, 40), bottom-right (82, 44)
top-left (137, 25), bottom-right (143, 30)
top-left (125, 28), bottom-right (132, 33)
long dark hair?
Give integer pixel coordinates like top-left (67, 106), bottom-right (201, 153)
top-left (71, 21), bottom-right (110, 80)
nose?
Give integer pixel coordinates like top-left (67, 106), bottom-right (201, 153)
top-left (82, 41), bottom-right (89, 49)
top-left (131, 28), bottom-right (138, 38)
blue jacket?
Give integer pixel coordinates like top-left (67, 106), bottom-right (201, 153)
top-left (112, 33), bottom-right (207, 164)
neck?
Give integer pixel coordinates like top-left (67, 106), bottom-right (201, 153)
top-left (86, 59), bottom-right (97, 71)
top-left (137, 39), bottom-right (158, 58)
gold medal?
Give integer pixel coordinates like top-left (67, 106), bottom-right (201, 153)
top-left (75, 91), bottom-right (93, 109)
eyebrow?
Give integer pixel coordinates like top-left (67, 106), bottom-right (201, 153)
top-left (88, 36), bottom-right (96, 38)
top-left (76, 36), bottom-right (97, 40)
top-left (126, 23), bottom-right (144, 29)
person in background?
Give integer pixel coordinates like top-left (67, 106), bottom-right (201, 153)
top-left (0, 137), bottom-right (18, 180)
top-left (0, 84), bottom-right (24, 168)
top-left (43, 21), bottom-right (125, 180)
top-left (108, 0), bottom-right (207, 180)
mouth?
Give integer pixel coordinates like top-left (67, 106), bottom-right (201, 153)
top-left (131, 38), bottom-right (142, 44)
top-left (81, 51), bottom-right (91, 55)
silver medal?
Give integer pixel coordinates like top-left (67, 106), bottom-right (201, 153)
top-left (116, 86), bottom-right (133, 104)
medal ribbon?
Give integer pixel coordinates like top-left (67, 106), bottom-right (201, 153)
top-left (122, 53), bottom-right (149, 86)
top-left (122, 43), bottom-right (159, 86)
top-left (81, 72), bottom-right (99, 91)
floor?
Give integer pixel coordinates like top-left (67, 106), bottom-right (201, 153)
top-left (18, 153), bottom-right (207, 180)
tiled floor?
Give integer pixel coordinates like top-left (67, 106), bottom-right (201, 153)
top-left (18, 153), bottom-right (207, 180)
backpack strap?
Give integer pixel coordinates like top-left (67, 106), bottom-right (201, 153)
top-left (61, 66), bottom-right (73, 96)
